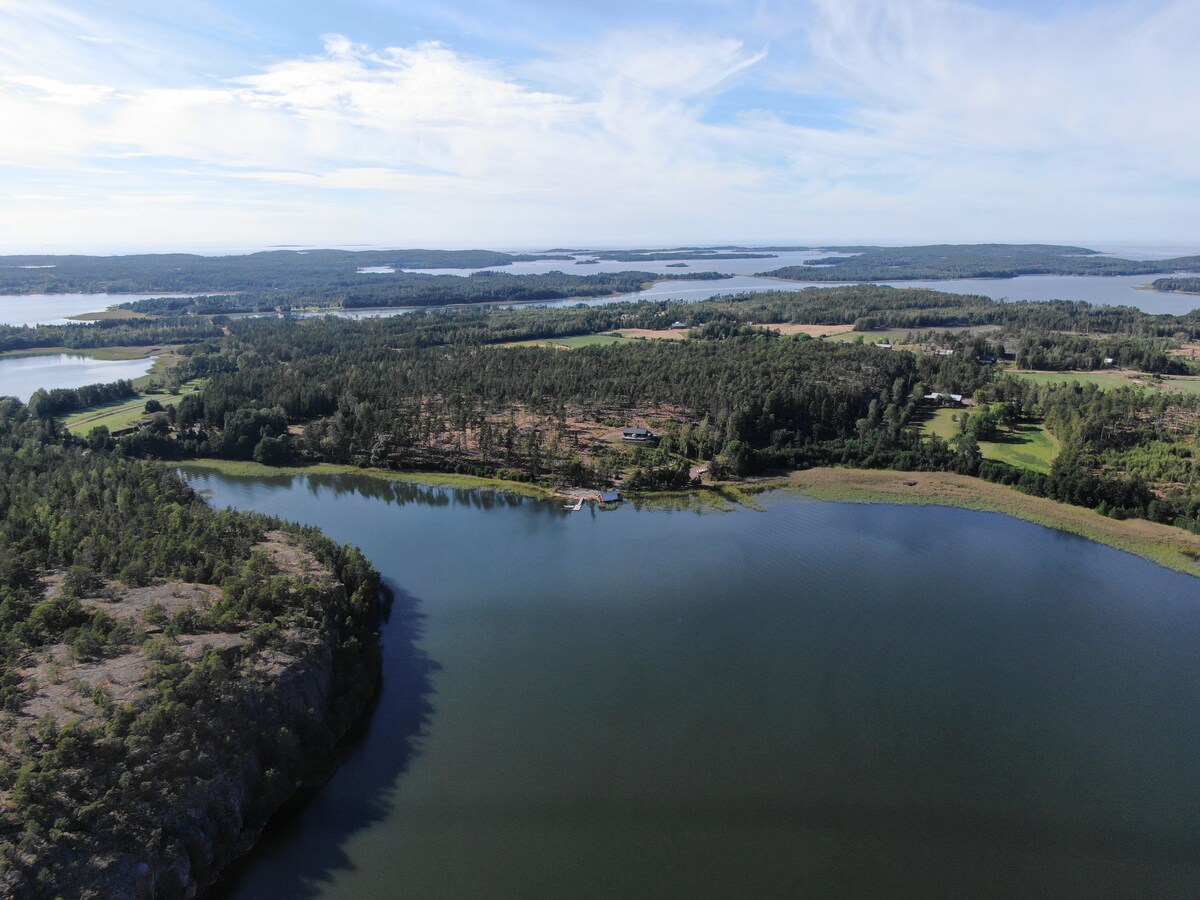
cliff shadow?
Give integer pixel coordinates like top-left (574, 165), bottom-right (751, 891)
top-left (212, 580), bottom-right (438, 898)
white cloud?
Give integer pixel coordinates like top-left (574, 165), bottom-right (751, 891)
top-left (0, 1), bottom-right (1196, 249)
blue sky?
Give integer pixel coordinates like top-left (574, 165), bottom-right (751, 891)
top-left (0, 0), bottom-right (1196, 252)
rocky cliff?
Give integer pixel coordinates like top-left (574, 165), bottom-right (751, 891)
top-left (0, 531), bottom-right (383, 899)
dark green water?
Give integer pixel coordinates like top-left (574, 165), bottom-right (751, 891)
top-left (184, 469), bottom-right (1200, 899)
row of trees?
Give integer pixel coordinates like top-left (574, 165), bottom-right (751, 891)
top-left (27, 379), bottom-right (137, 418)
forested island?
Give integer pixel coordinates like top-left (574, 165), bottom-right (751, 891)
top-left (2, 244), bottom-right (1199, 320)
top-left (1151, 277), bottom-right (1200, 295)
top-left (112, 269), bottom-right (730, 316)
top-left (0, 248), bottom-right (572, 294)
top-left (760, 243), bottom-right (1200, 281)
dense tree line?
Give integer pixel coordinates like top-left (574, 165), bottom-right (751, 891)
top-left (1016, 332), bottom-right (1188, 374)
top-left (117, 269), bottom-right (730, 315)
top-left (1152, 277), bottom-right (1200, 294)
top-left (0, 248), bottom-right (571, 294)
top-left (0, 317), bottom-right (223, 353)
top-left (26, 379), bottom-right (137, 418)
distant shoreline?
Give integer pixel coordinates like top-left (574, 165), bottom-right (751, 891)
top-left (176, 458), bottom-right (1200, 578)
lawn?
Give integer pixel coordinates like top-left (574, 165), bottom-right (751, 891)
top-left (983, 422), bottom-right (1060, 473)
top-left (918, 407), bottom-right (1059, 474)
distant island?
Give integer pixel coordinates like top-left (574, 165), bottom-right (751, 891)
top-left (759, 243), bottom-right (1200, 281)
top-left (2, 246), bottom-right (1199, 316)
top-left (1150, 277), bottom-right (1200, 295)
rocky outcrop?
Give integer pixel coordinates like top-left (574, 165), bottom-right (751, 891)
top-left (0, 532), bottom-right (383, 899)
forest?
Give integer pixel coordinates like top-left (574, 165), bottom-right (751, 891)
top-left (0, 317), bottom-right (224, 354)
top-left (59, 284), bottom-right (1195, 534)
top-left (114, 269), bottom-right (728, 315)
top-left (0, 248), bottom-right (570, 293)
top-left (5, 279), bottom-right (1199, 536)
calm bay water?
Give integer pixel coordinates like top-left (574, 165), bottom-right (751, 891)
top-left (0, 353), bottom-right (156, 400)
top-left (6, 264), bottom-right (1198, 326)
top-left (182, 468), bottom-right (1200, 899)
top-left (0, 293), bottom-right (207, 326)
top-left (552, 272), bottom-right (1200, 315)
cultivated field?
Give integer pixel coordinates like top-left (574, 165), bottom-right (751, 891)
top-left (1012, 369), bottom-right (1200, 395)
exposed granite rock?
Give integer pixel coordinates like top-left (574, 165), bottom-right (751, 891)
top-left (0, 532), bottom-right (382, 899)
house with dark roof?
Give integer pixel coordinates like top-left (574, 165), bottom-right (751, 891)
top-left (622, 427), bottom-right (655, 442)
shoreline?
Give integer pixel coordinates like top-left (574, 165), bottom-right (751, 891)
top-left (174, 459), bottom-right (1200, 577)
top-left (176, 458), bottom-right (557, 499)
top-left (765, 468), bottom-right (1200, 578)
top-left (0, 344), bottom-right (164, 360)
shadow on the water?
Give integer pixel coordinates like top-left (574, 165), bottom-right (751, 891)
top-left (211, 579), bottom-right (439, 898)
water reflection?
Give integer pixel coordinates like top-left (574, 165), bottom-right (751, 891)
top-left (183, 471), bottom-right (1200, 898)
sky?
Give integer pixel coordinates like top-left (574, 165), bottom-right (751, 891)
top-left (0, 0), bottom-right (1196, 253)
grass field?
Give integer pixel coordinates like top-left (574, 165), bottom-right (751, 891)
top-left (827, 324), bottom-right (1000, 345)
top-left (496, 333), bottom-right (630, 349)
top-left (826, 329), bottom-right (915, 344)
top-left (63, 398), bottom-right (151, 434)
top-left (63, 374), bottom-right (202, 435)
top-left (1011, 369), bottom-right (1200, 395)
top-left (919, 407), bottom-right (1059, 473)
top-left (66, 308), bottom-right (150, 321)
top-left (777, 468), bottom-right (1200, 578)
